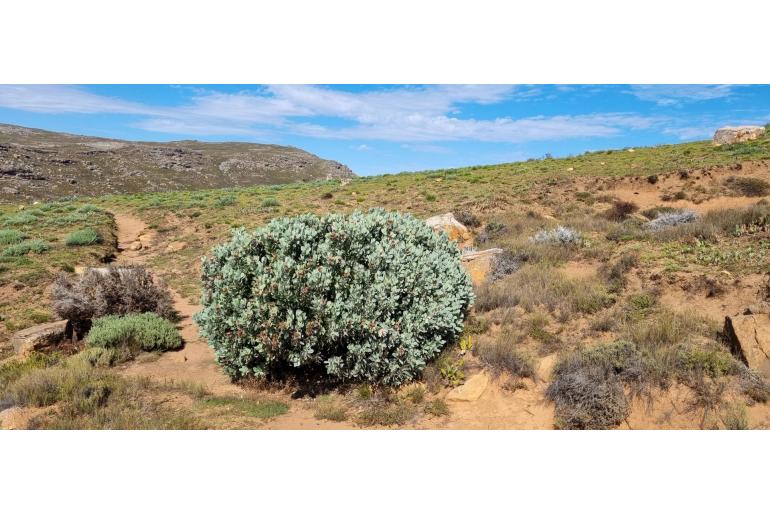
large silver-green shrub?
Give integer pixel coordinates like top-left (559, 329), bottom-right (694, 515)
top-left (194, 209), bottom-right (474, 386)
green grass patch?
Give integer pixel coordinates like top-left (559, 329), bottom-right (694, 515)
top-left (198, 396), bottom-right (289, 418)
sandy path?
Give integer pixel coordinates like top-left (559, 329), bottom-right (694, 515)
top-left (111, 213), bottom-right (242, 396)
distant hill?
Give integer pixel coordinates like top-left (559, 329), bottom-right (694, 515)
top-left (0, 124), bottom-right (354, 202)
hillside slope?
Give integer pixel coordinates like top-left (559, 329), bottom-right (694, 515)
top-left (0, 124), bottom-right (354, 202)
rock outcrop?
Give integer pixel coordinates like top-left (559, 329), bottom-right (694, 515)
top-left (724, 314), bottom-right (770, 377)
top-left (425, 213), bottom-right (474, 248)
top-left (10, 320), bottom-right (68, 356)
top-left (713, 126), bottom-right (766, 146)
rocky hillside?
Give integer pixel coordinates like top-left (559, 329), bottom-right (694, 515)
top-left (0, 124), bottom-right (354, 202)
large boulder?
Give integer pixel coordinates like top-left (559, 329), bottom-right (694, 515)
top-left (425, 213), bottom-right (474, 248)
top-left (10, 320), bottom-right (68, 356)
top-left (724, 314), bottom-right (770, 377)
top-left (713, 126), bottom-right (766, 146)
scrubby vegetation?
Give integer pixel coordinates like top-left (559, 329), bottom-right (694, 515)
top-left (531, 226), bottom-right (582, 246)
top-left (0, 203), bottom-right (116, 337)
top-left (195, 209), bottom-right (473, 386)
top-left (52, 265), bottom-right (175, 339)
top-left (3, 132), bottom-right (770, 430)
top-left (475, 263), bottom-right (612, 317)
top-left (65, 228), bottom-right (102, 246)
top-left (547, 305), bottom-right (767, 429)
top-left (725, 176), bottom-right (770, 197)
top-left (87, 313), bottom-right (182, 356)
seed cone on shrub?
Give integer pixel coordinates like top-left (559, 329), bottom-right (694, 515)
top-left (195, 209), bottom-right (474, 386)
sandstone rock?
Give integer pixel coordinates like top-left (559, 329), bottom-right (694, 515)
top-left (713, 126), bottom-right (766, 146)
top-left (460, 248), bottom-right (503, 286)
top-left (425, 213), bottom-right (473, 248)
top-left (10, 320), bottom-right (68, 356)
top-left (0, 406), bottom-right (47, 429)
top-left (0, 407), bottom-right (26, 430)
top-left (724, 314), bottom-right (770, 377)
top-left (129, 240), bottom-right (142, 251)
top-left (446, 372), bottom-right (490, 402)
top-left (165, 241), bottom-right (188, 253)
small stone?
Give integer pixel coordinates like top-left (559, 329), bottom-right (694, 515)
top-left (165, 241), bottom-right (188, 253)
top-left (446, 372), bottom-right (490, 402)
top-left (129, 241), bottom-right (142, 251)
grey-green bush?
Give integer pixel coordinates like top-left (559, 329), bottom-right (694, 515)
top-left (2, 239), bottom-right (50, 256)
top-left (65, 228), bottom-right (102, 246)
top-left (87, 313), bottom-right (182, 354)
top-left (195, 209), bottom-right (474, 386)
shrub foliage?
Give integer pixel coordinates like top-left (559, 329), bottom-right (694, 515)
top-left (195, 209), bottom-right (474, 386)
top-left (87, 313), bottom-right (182, 354)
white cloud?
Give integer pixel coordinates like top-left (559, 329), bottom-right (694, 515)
top-left (0, 84), bottom-right (664, 144)
top-left (662, 126), bottom-right (713, 140)
top-left (628, 85), bottom-right (735, 105)
top-left (0, 85), bottom-right (157, 114)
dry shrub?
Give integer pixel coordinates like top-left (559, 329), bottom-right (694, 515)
top-left (473, 335), bottom-right (536, 379)
top-left (546, 348), bottom-right (630, 429)
top-left (599, 251), bottom-right (639, 293)
top-left (603, 200), bottom-right (638, 222)
top-left (51, 265), bottom-right (175, 339)
top-left (738, 367), bottom-right (770, 403)
top-left (623, 309), bottom-right (717, 350)
top-left (488, 250), bottom-right (520, 281)
top-left (475, 264), bottom-right (612, 317)
top-left (725, 176), bottom-right (770, 197)
top-left (455, 210), bottom-right (481, 228)
top-left (313, 394), bottom-right (349, 421)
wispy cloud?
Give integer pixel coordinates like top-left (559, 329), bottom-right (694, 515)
top-left (628, 85), bottom-right (735, 106)
top-left (0, 84), bottom-right (664, 144)
top-left (662, 126), bottom-right (713, 140)
top-left (0, 85), bottom-right (157, 115)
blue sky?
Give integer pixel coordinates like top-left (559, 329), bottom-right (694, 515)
top-left (0, 84), bottom-right (768, 175)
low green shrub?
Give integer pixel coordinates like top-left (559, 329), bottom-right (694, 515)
top-left (65, 228), bottom-right (102, 246)
top-left (2, 212), bottom-right (38, 226)
top-left (0, 229), bottom-right (27, 245)
top-left (86, 313), bottom-right (182, 355)
top-left (2, 239), bottom-right (50, 256)
top-left (260, 197), bottom-right (280, 208)
top-left (195, 209), bottom-right (474, 386)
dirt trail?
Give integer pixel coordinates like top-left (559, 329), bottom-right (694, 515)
top-left (111, 212), bottom-right (241, 396)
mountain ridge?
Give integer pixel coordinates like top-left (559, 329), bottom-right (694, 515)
top-left (0, 123), bottom-right (354, 202)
